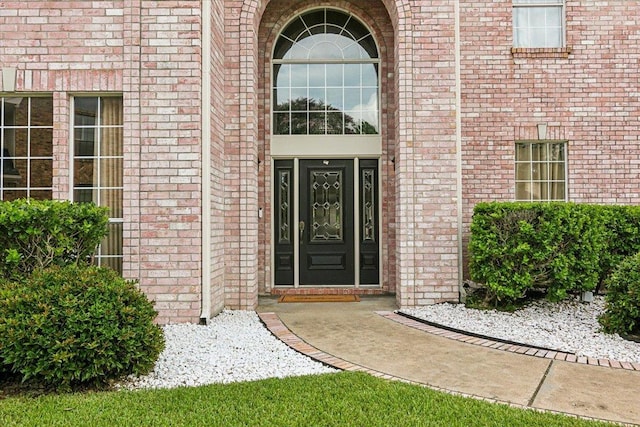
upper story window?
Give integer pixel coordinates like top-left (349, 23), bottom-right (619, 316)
top-left (513, 0), bottom-right (565, 48)
top-left (273, 8), bottom-right (380, 135)
top-left (1, 96), bottom-right (53, 201)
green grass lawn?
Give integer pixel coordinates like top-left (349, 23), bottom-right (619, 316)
top-left (0, 372), bottom-right (614, 427)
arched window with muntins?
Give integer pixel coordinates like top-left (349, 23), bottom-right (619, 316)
top-left (273, 8), bottom-right (380, 135)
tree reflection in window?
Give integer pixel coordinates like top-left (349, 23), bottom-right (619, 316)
top-left (274, 97), bottom-right (377, 135)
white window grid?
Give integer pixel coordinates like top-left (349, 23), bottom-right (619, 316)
top-left (71, 96), bottom-right (123, 271)
top-left (513, 0), bottom-right (565, 48)
top-left (0, 97), bottom-right (54, 200)
top-left (515, 140), bottom-right (568, 202)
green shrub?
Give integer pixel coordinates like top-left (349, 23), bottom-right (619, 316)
top-left (469, 202), bottom-right (605, 305)
top-left (599, 252), bottom-right (640, 336)
top-left (594, 205), bottom-right (640, 292)
top-left (0, 199), bottom-right (109, 280)
top-left (0, 265), bottom-right (164, 390)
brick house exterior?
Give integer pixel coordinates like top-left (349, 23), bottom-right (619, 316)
top-left (0, 1), bottom-right (637, 323)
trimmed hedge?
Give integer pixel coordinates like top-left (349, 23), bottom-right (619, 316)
top-left (0, 265), bottom-right (164, 390)
top-left (599, 252), bottom-right (640, 336)
top-left (469, 202), bottom-right (605, 304)
top-left (593, 205), bottom-right (640, 292)
top-left (0, 199), bottom-right (109, 280)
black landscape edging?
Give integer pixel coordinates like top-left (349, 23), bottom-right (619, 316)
top-left (395, 311), bottom-right (575, 356)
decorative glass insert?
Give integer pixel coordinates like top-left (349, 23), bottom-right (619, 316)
top-left (73, 96), bottom-right (124, 273)
top-left (310, 170), bottom-right (343, 241)
top-left (278, 170), bottom-right (291, 243)
top-left (513, 0), bottom-right (564, 48)
top-left (273, 8), bottom-right (379, 135)
top-left (515, 141), bottom-right (566, 201)
top-left (362, 168), bottom-right (375, 242)
top-left (1, 97), bottom-right (54, 200)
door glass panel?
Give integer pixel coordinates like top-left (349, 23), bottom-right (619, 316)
top-left (311, 170), bottom-right (343, 241)
top-left (362, 168), bottom-right (375, 242)
top-left (278, 170), bottom-right (291, 243)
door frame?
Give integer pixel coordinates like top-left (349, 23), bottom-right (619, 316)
top-left (270, 137), bottom-right (383, 288)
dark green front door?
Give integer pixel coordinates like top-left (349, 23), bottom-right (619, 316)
top-left (299, 159), bottom-right (354, 285)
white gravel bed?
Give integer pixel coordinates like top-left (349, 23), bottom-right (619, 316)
top-left (401, 296), bottom-right (640, 363)
top-left (118, 310), bottom-right (337, 390)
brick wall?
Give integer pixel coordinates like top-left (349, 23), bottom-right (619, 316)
top-left (137, 1), bottom-right (203, 323)
top-left (0, 1), bottom-right (204, 323)
top-left (460, 0), bottom-right (640, 276)
top-left (394, 1), bottom-right (460, 307)
top-left (209, 0), bottom-right (227, 315)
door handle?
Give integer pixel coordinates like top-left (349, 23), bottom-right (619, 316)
top-left (299, 221), bottom-right (305, 243)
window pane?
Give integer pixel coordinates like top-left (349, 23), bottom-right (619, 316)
top-left (100, 158), bottom-right (123, 187)
top-left (344, 64), bottom-right (361, 87)
top-left (290, 113), bottom-right (307, 134)
top-left (101, 189), bottom-right (123, 218)
top-left (274, 113), bottom-right (290, 134)
top-left (514, 0), bottom-right (562, 4)
top-left (101, 98), bottom-right (123, 126)
top-left (75, 97), bottom-right (98, 121)
top-left (326, 64), bottom-right (343, 87)
top-left (100, 128), bottom-right (123, 157)
top-left (28, 190), bottom-right (52, 200)
top-left (74, 159), bottom-right (94, 186)
top-left (308, 64), bottom-right (325, 87)
top-left (309, 112), bottom-right (326, 135)
top-left (327, 112), bottom-right (344, 134)
top-left (274, 64), bottom-right (290, 88)
top-left (3, 190), bottom-right (27, 201)
top-left (30, 159), bottom-right (52, 187)
top-left (13, 128), bottom-right (28, 156)
top-left (290, 88), bottom-right (307, 109)
top-left (290, 65), bottom-right (308, 87)
top-left (516, 143), bottom-right (530, 161)
top-left (309, 88), bottom-right (325, 110)
top-left (30, 128), bottom-right (53, 157)
top-left (535, 163), bottom-right (549, 180)
top-left (515, 163), bottom-right (531, 180)
top-left (531, 143), bottom-right (546, 161)
top-left (362, 64), bottom-right (378, 87)
top-left (12, 99), bottom-right (29, 127)
top-left (550, 143), bottom-right (565, 161)
top-left (326, 88), bottom-right (343, 111)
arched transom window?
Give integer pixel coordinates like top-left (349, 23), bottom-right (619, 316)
top-left (273, 9), bottom-right (379, 135)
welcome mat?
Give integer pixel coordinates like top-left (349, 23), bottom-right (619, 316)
top-left (278, 294), bottom-right (360, 303)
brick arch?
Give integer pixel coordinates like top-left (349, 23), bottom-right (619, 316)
top-left (233, 0), bottom-right (414, 305)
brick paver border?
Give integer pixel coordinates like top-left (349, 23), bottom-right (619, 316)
top-left (257, 311), bottom-right (633, 426)
top-left (379, 311), bottom-right (640, 371)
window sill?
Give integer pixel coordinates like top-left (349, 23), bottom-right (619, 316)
top-left (511, 47), bottom-right (572, 59)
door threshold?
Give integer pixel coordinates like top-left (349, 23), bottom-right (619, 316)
top-left (270, 288), bottom-right (387, 296)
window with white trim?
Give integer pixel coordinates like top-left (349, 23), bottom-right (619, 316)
top-left (72, 96), bottom-right (123, 273)
top-left (273, 8), bottom-right (380, 135)
top-left (513, 0), bottom-right (565, 48)
top-left (1, 96), bottom-right (53, 200)
top-left (515, 141), bottom-right (567, 201)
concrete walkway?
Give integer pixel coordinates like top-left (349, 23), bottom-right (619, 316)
top-left (257, 296), bottom-right (640, 426)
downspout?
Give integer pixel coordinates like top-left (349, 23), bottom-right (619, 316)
top-left (455, 0), bottom-right (464, 301)
top-left (200, 0), bottom-right (212, 324)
